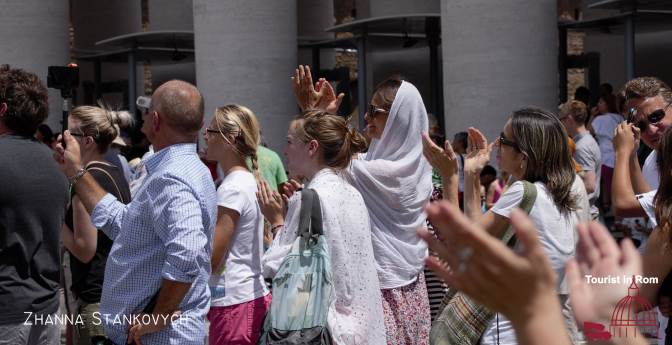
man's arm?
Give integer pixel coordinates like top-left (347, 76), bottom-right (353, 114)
top-left (612, 149), bottom-right (647, 218)
top-left (628, 152), bottom-right (651, 194)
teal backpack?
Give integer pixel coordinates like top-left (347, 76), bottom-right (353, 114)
top-left (258, 189), bottom-right (334, 345)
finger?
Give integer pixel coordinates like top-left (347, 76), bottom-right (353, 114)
top-left (565, 259), bottom-right (589, 314)
top-left (306, 66), bottom-right (315, 92)
top-left (575, 223), bottom-right (600, 270)
top-left (468, 127), bottom-right (488, 149)
top-left (588, 221), bottom-right (620, 261)
top-left (421, 132), bottom-right (442, 155)
top-left (443, 139), bottom-right (456, 159)
top-left (417, 227), bottom-right (458, 268)
top-left (298, 66), bottom-right (305, 88)
top-left (426, 256), bottom-right (463, 290)
top-left (63, 130), bottom-right (78, 148)
top-left (335, 93), bottom-right (345, 107)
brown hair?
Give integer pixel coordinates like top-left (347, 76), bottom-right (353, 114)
top-left (560, 100), bottom-right (589, 124)
top-left (622, 77), bottom-right (672, 103)
top-left (213, 104), bottom-right (260, 170)
top-left (599, 93), bottom-right (619, 114)
top-left (655, 128), bottom-right (672, 240)
top-left (372, 76), bottom-right (403, 109)
top-left (293, 109), bottom-right (367, 170)
top-left (511, 107), bottom-right (577, 212)
top-left (70, 105), bottom-right (134, 153)
top-left (0, 65), bottom-right (49, 137)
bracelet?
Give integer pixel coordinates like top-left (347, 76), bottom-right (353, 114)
top-left (68, 168), bottom-right (88, 187)
top-left (270, 223), bottom-right (284, 234)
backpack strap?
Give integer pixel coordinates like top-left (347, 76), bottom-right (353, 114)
top-left (501, 181), bottom-right (537, 247)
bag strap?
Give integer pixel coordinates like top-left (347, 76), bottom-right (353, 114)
top-left (86, 165), bottom-right (128, 204)
top-left (501, 181), bottom-right (537, 247)
top-left (298, 189), bottom-right (324, 246)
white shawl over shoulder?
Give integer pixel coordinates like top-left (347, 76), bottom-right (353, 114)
top-left (346, 81), bottom-right (433, 289)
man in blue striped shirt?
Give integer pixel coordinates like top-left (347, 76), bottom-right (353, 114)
top-left (55, 80), bottom-right (217, 345)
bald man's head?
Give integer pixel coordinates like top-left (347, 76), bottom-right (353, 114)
top-left (152, 80), bottom-right (204, 134)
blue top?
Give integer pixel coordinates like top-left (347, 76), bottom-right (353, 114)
top-left (91, 143), bottom-right (217, 345)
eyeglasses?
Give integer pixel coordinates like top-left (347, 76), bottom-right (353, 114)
top-left (205, 128), bottom-right (220, 135)
top-left (69, 132), bottom-right (86, 137)
top-left (367, 104), bottom-right (389, 118)
top-left (628, 102), bottom-right (671, 132)
top-left (499, 132), bottom-right (519, 151)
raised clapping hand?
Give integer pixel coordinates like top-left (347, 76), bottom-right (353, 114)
top-left (421, 132), bottom-right (458, 179)
top-left (566, 222), bottom-right (642, 329)
top-left (257, 179), bottom-right (286, 226)
top-left (418, 203), bottom-right (560, 327)
top-left (464, 127), bottom-right (494, 175)
top-left (613, 121), bottom-right (641, 157)
top-left (291, 65), bottom-right (344, 113)
top-left (53, 130), bottom-right (84, 178)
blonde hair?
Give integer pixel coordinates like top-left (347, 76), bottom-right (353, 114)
top-left (69, 105), bottom-right (134, 153)
top-left (293, 109), bottom-right (368, 170)
top-left (213, 104), bottom-right (260, 170)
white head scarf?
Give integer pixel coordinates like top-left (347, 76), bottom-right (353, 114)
top-left (346, 80), bottom-right (432, 288)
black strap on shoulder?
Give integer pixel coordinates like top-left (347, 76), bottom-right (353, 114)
top-left (298, 188), bottom-right (323, 246)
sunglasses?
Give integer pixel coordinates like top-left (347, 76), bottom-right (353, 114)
top-left (204, 128), bottom-right (220, 134)
top-left (499, 132), bottom-right (520, 151)
top-left (628, 102), bottom-right (671, 132)
top-left (69, 132), bottom-right (86, 138)
top-left (367, 104), bottom-right (389, 118)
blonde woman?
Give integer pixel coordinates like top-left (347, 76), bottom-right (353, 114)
top-left (60, 106), bottom-right (132, 345)
top-left (204, 104), bottom-right (271, 345)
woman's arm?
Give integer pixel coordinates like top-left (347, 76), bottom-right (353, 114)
top-left (62, 196), bottom-right (98, 263)
top-left (210, 206), bottom-right (240, 273)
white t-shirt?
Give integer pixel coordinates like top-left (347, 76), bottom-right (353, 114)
top-left (591, 113), bottom-right (622, 168)
top-left (480, 178), bottom-right (587, 345)
top-left (637, 190), bottom-right (657, 228)
top-left (643, 150), bottom-right (659, 190)
top-left (209, 170), bottom-right (269, 307)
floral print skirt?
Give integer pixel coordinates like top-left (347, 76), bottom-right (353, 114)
top-left (381, 272), bottom-right (431, 345)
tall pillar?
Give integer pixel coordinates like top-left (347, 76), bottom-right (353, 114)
top-left (0, 1), bottom-right (69, 131)
top-left (194, 0), bottom-right (297, 153)
top-left (148, 0), bottom-right (195, 90)
top-left (297, 0), bottom-right (335, 69)
top-left (441, 0), bottom-right (558, 141)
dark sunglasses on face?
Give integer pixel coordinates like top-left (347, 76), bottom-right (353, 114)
top-left (367, 104), bottom-right (388, 118)
top-left (205, 128), bottom-right (220, 134)
top-left (628, 102), bottom-right (671, 132)
top-left (499, 132), bottom-right (520, 151)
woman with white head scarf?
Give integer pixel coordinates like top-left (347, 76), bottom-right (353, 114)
top-left (345, 77), bottom-right (433, 345)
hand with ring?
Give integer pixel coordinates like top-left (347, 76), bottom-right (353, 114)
top-left (418, 202), bottom-right (563, 332)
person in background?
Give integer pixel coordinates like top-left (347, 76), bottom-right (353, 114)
top-left (0, 64), bottom-right (69, 345)
top-left (204, 104), bottom-right (271, 345)
top-left (574, 86), bottom-right (591, 108)
top-left (35, 123), bottom-right (55, 148)
top-left (559, 100), bottom-right (601, 220)
top-left (590, 93), bottom-right (622, 213)
top-left (104, 123), bottom-right (133, 183)
top-left (60, 105), bottom-right (132, 345)
top-left (479, 165), bottom-right (498, 211)
top-left (452, 131), bottom-right (468, 209)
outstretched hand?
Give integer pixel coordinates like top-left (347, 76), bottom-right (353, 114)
top-left (418, 204), bottom-right (560, 326)
top-left (463, 127), bottom-right (494, 175)
top-left (566, 222), bottom-right (642, 329)
top-left (291, 65), bottom-right (344, 113)
top-left (421, 133), bottom-right (458, 179)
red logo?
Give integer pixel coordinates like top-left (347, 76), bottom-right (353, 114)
top-left (584, 276), bottom-right (658, 341)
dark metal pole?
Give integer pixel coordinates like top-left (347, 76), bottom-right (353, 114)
top-left (624, 14), bottom-right (635, 80)
top-left (357, 34), bottom-right (368, 131)
top-left (558, 27), bottom-right (568, 103)
top-left (427, 17), bottom-right (443, 132)
top-left (128, 49), bottom-right (137, 116)
top-left (312, 47), bottom-right (321, 75)
top-left (94, 59), bottom-right (102, 101)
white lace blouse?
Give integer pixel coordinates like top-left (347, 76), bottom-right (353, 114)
top-left (263, 168), bottom-right (386, 345)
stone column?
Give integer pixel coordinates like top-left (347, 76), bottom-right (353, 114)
top-left (0, 1), bottom-right (69, 131)
top-left (441, 0), bottom-right (558, 141)
top-left (193, 0), bottom-right (297, 153)
top-left (297, 0), bottom-right (335, 68)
